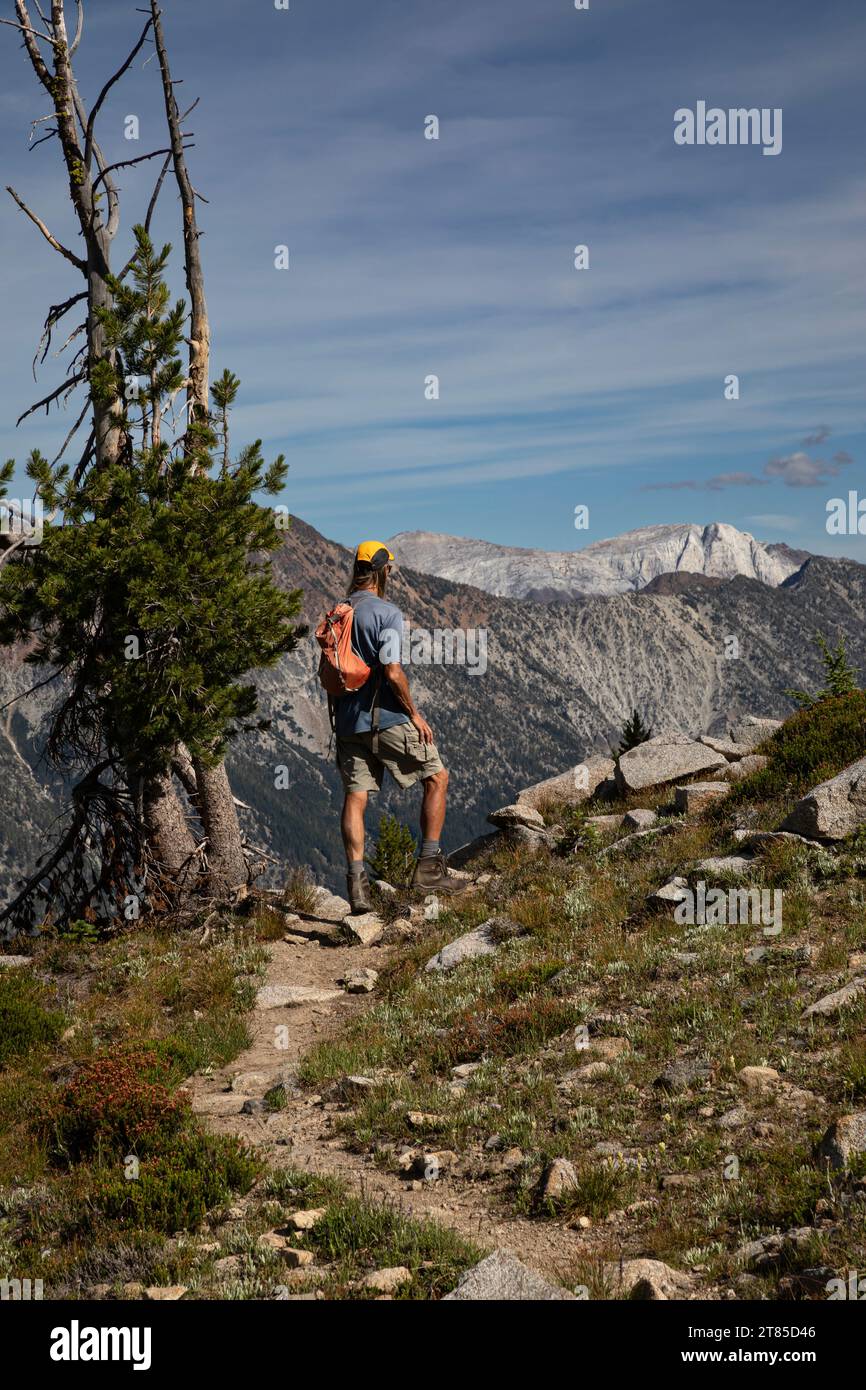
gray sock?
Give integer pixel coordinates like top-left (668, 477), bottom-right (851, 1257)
top-left (420, 839), bottom-right (440, 858)
top-left (348, 859), bottom-right (365, 877)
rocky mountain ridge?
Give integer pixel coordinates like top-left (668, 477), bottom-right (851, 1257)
top-left (387, 522), bottom-right (806, 600)
top-left (1, 517), bottom-right (864, 900)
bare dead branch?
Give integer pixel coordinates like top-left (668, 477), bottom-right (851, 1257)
top-left (33, 290), bottom-right (87, 375)
top-left (69, 0), bottom-right (83, 54)
top-left (0, 15), bottom-right (57, 43)
top-left (84, 17), bottom-right (153, 171)
top-left (16, 370), bottom-right (86, 425)
top-left (51, 395), bottom-right (91, 464)
top-left (6, 185), bottom-right (87, 272)
top-left (14, 1), bottom-right (54, 90)
top-left (90, 143), bottom-right (192, 198)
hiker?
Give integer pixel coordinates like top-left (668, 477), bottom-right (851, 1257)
top-left (317, 540), bottom-right (460, 913)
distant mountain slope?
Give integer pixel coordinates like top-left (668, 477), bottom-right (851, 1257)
top-left (2, 518), bottom-right (864, 902)
top-left (387, 522), bottom-right (805, 599)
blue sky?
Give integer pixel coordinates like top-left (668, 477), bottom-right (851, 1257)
top-left (1, 0), bottom-right (864, 559)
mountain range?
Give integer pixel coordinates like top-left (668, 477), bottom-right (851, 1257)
top-left (1, 519), bottom-right (864, 903)
top-left (387, 522), bottom-right (811, 600)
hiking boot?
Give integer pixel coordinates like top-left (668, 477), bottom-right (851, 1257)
top-left (410, 850), bottom-right (463, 896)
top-left (346, 871), bottom-right (373, 914)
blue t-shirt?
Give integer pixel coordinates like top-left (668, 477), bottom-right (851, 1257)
top-left (334, 591), bottom-right (411, 736)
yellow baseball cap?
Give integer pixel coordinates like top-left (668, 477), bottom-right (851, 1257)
top-left (354, 540), bottom-right (394, 569)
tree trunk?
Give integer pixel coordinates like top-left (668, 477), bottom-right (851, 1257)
top-left (151, 1), bottom-right (252, 897)
top-left (193, 757), bottom-right (248, 896)
top-left (150, 0), bottom-right (210, 428)
top-left (142, 768), bottom-right (200, 901)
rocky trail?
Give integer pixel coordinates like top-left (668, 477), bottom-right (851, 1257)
top-left (186, 909), bottom-right (590, 1282)
top-left (176, 711), bottom-right (866, 1300)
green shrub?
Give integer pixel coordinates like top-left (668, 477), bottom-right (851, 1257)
top-left (43, 1050), bottom-right (189, 1163)
top-left (788, 634), bottom-right (860, 707)
top-left (0, 968), bottom-right (65, 1067)
top-left (615, 709), bottom-right (653, 755)
top-left (725, 692), bottom-right (866, 807)
top-left (91, 1131), bottom-right (260, 1233)
top-left (367, 814), bottom-right (417, 887)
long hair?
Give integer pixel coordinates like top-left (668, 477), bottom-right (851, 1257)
top-left (348, 564), bottom-right (388, 599)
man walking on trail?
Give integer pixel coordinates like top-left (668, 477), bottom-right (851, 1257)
top-left (334, 540), bottom-right (460, 914)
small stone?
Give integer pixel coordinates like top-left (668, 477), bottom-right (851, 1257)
top-left (444, 1250), bottom-right (577, 1301)
top-left (608, 1258), bottom-right (694, 1300)
top-left (258, 1232), bottom-right (292, 1251)
top-left (674, 782), bottom-right (731, 814)
top-left (327, 1074), bottom-right (377, 1101)
top-left (341, 967), bottom-right (379, 993)
top-left (738, 1065), bottom-right (780, 1091)
top-left (728, 716), bottom-right (782, 750)
top-left (584, 813), bottom-right (626, 832)
top-left (342, 913), bottom-right (384, 946)
top-left (487, 803), bottom-right (546, 830)
top-left (424, 920), bottom-right (501, 973)
top-left (591, 1036), bottom-right (631, 1060)
top-left (818, 1113), bottom-right (866, 1171)
top-left (144, 1286), bottom-right (187, 1301)
top-left (574, 1061), bottom-right (611, 1081)
top-left (451, 1062), bottom-right (481, 1079)
top-left (359, 1266), bottom-right (412, 1293)
top-left (307, 886), bottom-right (352, 921)
top-left (695, 855), bottom-right (753, 877)
top-left (407, 1110), bottom-right (445, 1129)
top-left (214, 1255), bottom-right (243, 1277)
top-left (623, 808), bottom-right (658, 830)
top-left (191, 1093), bottom-right (250, 1117)
top-left (122, 1282), bottom-right (145, 1297)
top-left (0, 955), bottom-right (32, 968)
top-left (648, 875), bottom-right (689, 907)
top-left (283, 1248), bottom-right (315, 1268)
top-left (717, 1106), bottom-right (750, 1129)
top-left (802, 977), bottom-right (866, 1020)
top-left (287, 1208), bottom-right (326, 1231)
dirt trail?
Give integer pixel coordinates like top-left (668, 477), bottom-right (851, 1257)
top-left (186, 924), bottom-right (591, 1279)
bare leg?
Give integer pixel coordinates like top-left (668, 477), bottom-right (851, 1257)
top-left (341, 790), bottom-right (368, 865)
top-left (420, 768), bottom-right (449, 845)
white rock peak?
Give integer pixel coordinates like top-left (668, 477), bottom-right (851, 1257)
top-left (387, 522), bottom-right (802, 599)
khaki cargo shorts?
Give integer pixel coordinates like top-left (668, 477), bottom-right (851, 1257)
top-left (337, 722), bottom-right (445, 794)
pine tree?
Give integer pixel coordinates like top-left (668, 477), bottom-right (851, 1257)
top-left (788, 634), bottom-right (860, 708)
top-left (0, 230), bottom-right (304, 930)
top-left (367, 815), bottom-right (417, 887)
top-left (617, 709), bottom-right (653, 754)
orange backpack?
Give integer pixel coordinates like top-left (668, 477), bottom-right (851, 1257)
top-left (315, 601), bottom-right (372, 696)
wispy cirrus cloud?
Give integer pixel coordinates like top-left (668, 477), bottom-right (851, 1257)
top-left (645, 447), bottom-right (854, 492)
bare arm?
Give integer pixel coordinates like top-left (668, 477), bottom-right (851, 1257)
top-left (382, 662), bottom-right (433, 743)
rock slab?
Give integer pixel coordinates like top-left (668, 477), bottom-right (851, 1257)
top-left (444, 1250), bottom-right (576, 1301)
